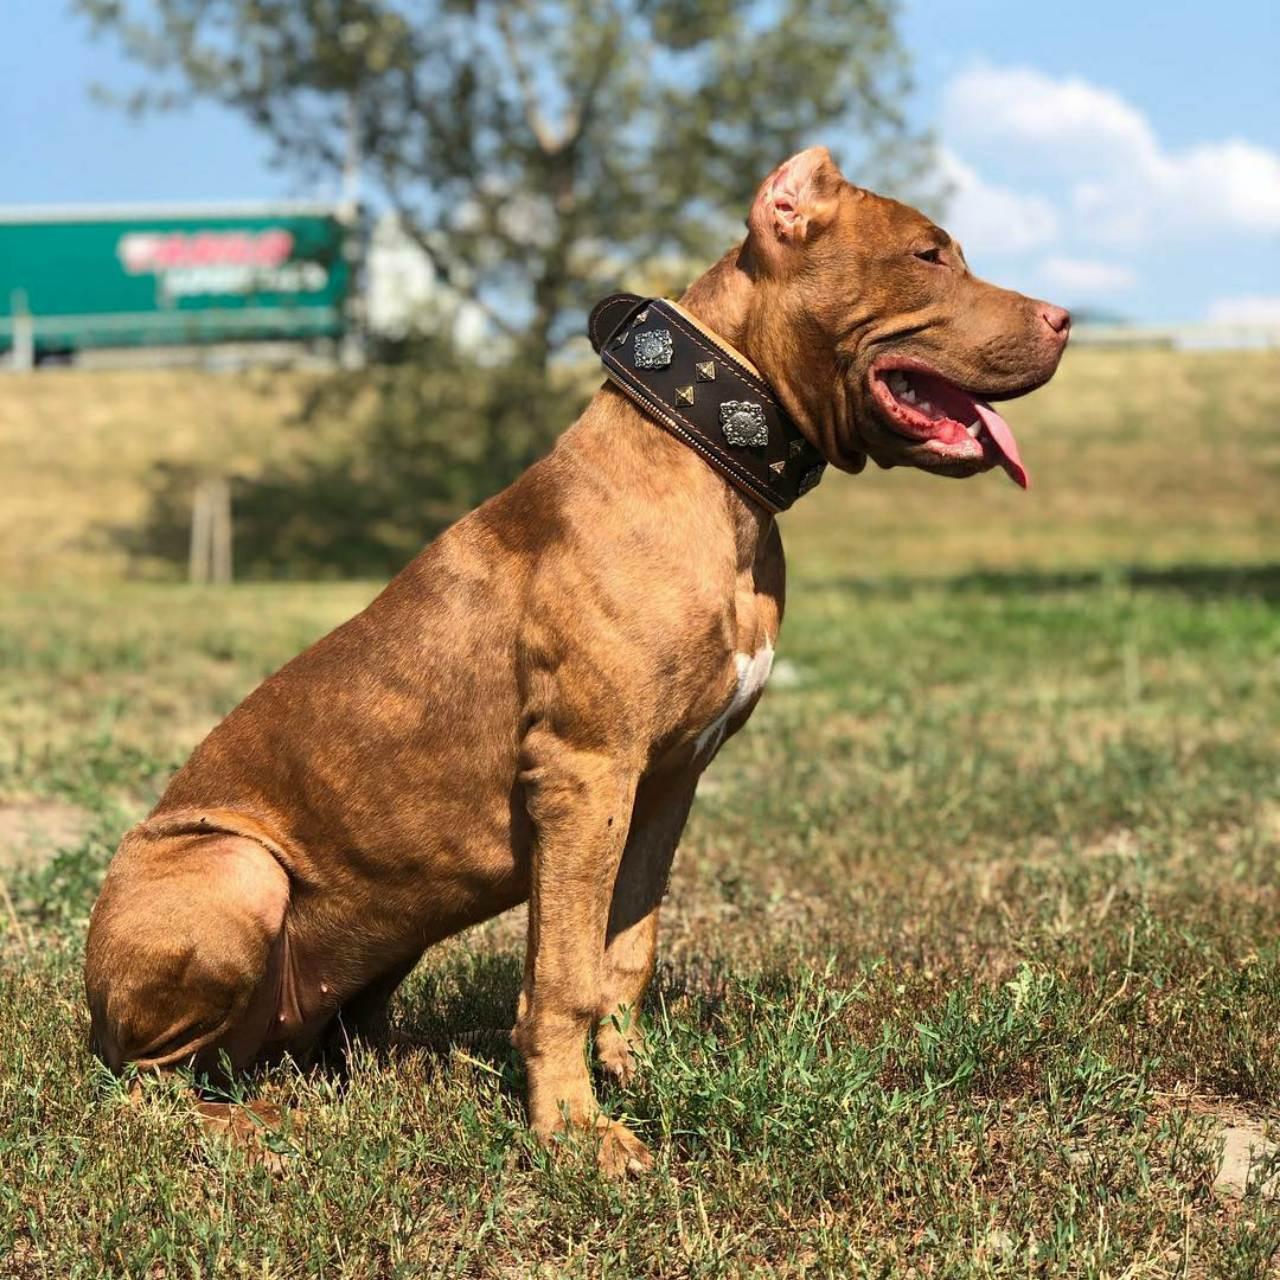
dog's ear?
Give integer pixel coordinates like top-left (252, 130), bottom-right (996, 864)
top-left (748, 147), bottom-right (845, 260)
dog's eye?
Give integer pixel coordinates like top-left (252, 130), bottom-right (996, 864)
top-left (914, 247), bottom-right (943, 265)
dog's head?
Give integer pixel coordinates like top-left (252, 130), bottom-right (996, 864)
top-left (738, 147), bottom-right (1070, 487)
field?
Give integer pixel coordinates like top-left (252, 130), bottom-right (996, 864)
top-left (2, 348), bottom-right (1280, 1276)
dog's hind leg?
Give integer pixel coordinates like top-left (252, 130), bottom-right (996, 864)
top-left (316, 954), bottom-right (422, 1062)
top-left (594, 769), bottom-right (699, 1086)
top-left (85, 816), bottom-right (292, 1077)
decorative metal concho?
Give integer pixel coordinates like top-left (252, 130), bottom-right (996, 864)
top-left (633, 328), bottom-right (674, 369)
top-left (719, 400), bottom-right (768, 448)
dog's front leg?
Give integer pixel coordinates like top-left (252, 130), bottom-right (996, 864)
top-left (512, 743), bottom-right (652, 1176)
top-left (595, 769), bottom-right (699, 1086)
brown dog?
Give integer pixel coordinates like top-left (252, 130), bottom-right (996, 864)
top-left (85, 148), bottom-right (1069, 1175)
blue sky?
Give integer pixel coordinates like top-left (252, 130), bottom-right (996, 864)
top-left (3, 0), bottom-right (1278, 323)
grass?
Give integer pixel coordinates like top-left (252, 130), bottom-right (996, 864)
top-left (2, 349), bottom-right (1280, 1275)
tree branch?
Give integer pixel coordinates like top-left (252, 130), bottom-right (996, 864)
top-left (559, 2), bottom-right (622, 151)
top-left (495, 4), bottom-right (563, 155)
top-left (380, 178), bottom-right (521, 341)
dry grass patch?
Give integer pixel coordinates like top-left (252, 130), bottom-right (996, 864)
top-left (2, 346), bottom-right (1279, 586)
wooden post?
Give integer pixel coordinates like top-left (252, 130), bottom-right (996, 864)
top-left (189, 476), bottom-right (233, 584)
top-left (210, 475), bottom-right (233, 584)
top-left (189, 481), bottom-right (211, 583)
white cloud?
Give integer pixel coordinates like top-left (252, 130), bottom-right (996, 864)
top-left (944, 67), bottom-right (1153, 169)
top-left (1171, 141), bottom-right (1280, 233)
top-left (1040, 257), bottom-right (1136, 296)
top-left (941, 66), bottom-right (1280, 244)
top-left (1205, 296), bottom-right (1280, 325)
top-left (936, 148), bottom-right (1057, 254)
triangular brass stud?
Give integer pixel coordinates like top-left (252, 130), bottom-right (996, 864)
top-left (675, 385), bottom-right (695, 407)
top-left (769, 460), bottom-right (786, 475)
top-left (634, 309), bottom-right (649, 324)
top-left (695, 361), bottom-right (716, 382)
top-left (788, 439), bottom-right (806, 457)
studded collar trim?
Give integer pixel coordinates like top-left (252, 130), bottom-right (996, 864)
top-left (588, 293), bottom-right (826, 513)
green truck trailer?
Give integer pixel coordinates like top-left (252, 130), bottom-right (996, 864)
top-left (0, 202), bottom-right (354, 361)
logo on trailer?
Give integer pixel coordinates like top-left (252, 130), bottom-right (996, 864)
top-left (117, 229), bottom-right (295, 273)
top-left (115, 228), bottom-right (327, 299)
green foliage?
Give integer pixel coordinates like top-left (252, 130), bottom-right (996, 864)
top-left (235, 347), bottom-right (583, 577)
top-left (72, 0), bottom-right (933, 365)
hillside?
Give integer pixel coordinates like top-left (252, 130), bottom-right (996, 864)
top-left (1, 347), bottom-right (1277, 584)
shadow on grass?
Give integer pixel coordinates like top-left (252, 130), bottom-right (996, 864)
top-left (315, 951), bottom-right (742, 1101)
top-left (384, 951), bottom-right (525, 1076)
top-left (810, 561), bottom-right (1280, 602)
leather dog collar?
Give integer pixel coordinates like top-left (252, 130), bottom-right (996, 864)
top-left (588, 293), bottom-right (826, 513)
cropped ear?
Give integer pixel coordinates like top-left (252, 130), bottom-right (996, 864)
top-left (747, 147), bottom-right (845, 257)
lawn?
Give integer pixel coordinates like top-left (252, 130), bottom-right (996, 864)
top-left (2, 349), bottom-right (1279, 1276)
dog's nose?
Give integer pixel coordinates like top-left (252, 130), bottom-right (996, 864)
top-left (1041, 304), bottom-right (1071, 338)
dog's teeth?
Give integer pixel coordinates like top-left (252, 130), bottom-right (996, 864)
top-left (918, 399), bottom-right (933, 414)
top-left (967, 421), bottom-right (982, 438)
top-left (901, 388), bottom-right (916, 403)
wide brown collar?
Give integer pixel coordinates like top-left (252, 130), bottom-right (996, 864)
top-left (588, 294), bottom-right (826, 513)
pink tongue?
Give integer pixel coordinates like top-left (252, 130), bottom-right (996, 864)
top-left (974, 399), bottom-right (1029, 489)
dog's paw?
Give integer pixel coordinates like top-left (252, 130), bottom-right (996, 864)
top-left (537, 1112), bottom-right (654, 1179)
top-left (595, 1033), bottom-right (638, 1087)
top-left (194, 1100), bottom-right (302, 1177)
top-left (595, 1118), bottom-right (654, 1179)
top-left (595, 1016), bottom-right (643, 1087)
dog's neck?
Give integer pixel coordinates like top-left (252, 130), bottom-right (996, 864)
top-left (679, 245), bottom-right (755, 351)
top-left (679, 246), bottom-right (843, 497)
top-left (569, 246), bottom-right (817, 572)
top-left (677, 258), bottom-right (779, 563)
top-left (682, 246), bottom-right (866, 477)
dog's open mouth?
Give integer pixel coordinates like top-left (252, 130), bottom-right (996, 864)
top-left (870, 362), bottom-right (1029, 489)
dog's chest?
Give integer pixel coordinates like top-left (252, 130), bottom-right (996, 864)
top-left (694, 639), bottom-right (774, 758)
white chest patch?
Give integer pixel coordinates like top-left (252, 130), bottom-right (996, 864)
top-left (694, 639), bottom-right (774, 758)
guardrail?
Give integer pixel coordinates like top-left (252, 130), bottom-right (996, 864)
top-left (5, 321), bottom-right (1279, 371)
top-left (1072, 323), bottom-right (1280, 350)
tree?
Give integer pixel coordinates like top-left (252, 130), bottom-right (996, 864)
top-left (75, 0), bottom-right (933, 372)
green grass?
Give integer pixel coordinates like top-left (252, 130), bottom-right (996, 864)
top-left (2, 347), bottom-right (1280, 1275)
top-left (2, 567), bottom-right (1278, 1276)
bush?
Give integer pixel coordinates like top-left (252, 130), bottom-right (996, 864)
top-left (132, 340), bottom-right (588, 579)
